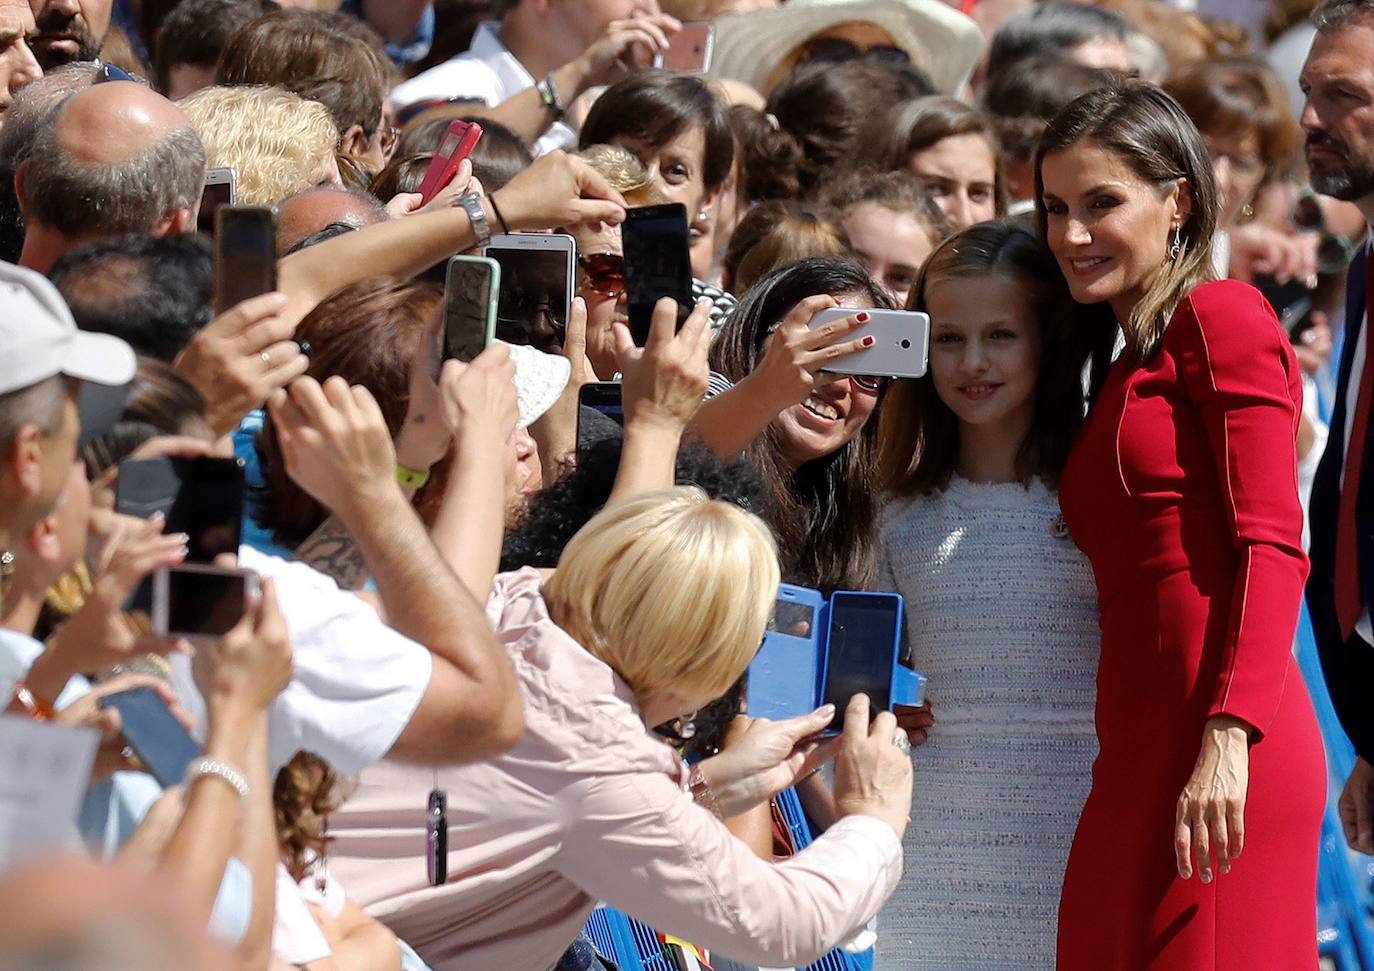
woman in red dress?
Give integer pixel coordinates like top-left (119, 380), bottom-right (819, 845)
top-left (1036, 82), bottom-right (1326, 969)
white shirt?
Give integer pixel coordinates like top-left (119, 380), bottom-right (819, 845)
top-left (171, 547), bottom-right (433, 774)
top-left (390, 21), bottom-right (575, 156)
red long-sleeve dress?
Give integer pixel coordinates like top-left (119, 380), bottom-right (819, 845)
top-left (1055, 280), bottom-right (1325, 969)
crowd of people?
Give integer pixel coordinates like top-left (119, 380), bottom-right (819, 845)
top-left (0, 0), bottom-right (1371, 967)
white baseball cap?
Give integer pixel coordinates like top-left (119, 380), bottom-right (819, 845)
top-left (0, 261), bottom-right (136, 396)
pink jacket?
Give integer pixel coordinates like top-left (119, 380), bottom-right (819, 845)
top-left (327, 569), bottom-right (902, 971)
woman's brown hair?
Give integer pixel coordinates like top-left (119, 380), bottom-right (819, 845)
top-left (1164, 57), bottom-right (1300, 181)
top-left (1035, 81), bottom-right (1219, 363)
top-left (255, 277), bottom-right (446, 548)
top-left (861, 96), bottom-right (1008, 215)
top-left (722, 201), bottom-right (851, 295)
top-left (710, 257), bottom-right (893, 593)
top-left (879, 222), bottom-right (1088, 496)
top-left (274, 751), bottom-right (352, 883)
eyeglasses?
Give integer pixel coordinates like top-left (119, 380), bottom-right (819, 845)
top-left (1291, 187), bottom-right (1359, 275)
top-left (850, 374), bottom-right (889, 394)
top-left (1203, 140), bottom-right (1266, 182)
top-left (800, 37), bottom-right (910, 66)
top-left (578, 252), bottom-right (626, 297)
top-left (95, 61), bottom-right (134, 84)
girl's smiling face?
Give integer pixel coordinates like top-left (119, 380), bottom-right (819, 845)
top-left (926, 272), bottom-right (1041, 435)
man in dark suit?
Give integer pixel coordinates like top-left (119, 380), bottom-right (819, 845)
top-left (1303, 0), bottom-right (1374, 855)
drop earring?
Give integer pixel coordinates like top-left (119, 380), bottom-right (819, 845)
top-left (1169, 226), bottom-right (1183, 261)
top-left (674, 710), bottom-right (698, 740)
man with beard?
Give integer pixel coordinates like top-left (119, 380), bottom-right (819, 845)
top-left (0, 0), bottom-right (40, 120)
top-left (27, 0), bottom-right (109, 71)
top-left (1302, 0), bottom-right (1374, 860)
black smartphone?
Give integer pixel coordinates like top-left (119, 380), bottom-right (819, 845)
top-left (444, 255), bottom-right (500, 362)
top-left (576, 381), bottom-right (625, 458)
top-left (1255, 274), bottom-right (1317, 341)
top-left (622, 203), bottom-right (693, 347)
top-left (116, 456), bottom-right (245, 613)
top-left (98, 686), bottom-right (201, 788)
top-left (819, 593), bottom-right (903, 732)
top-left (153, 564), bottom-right (259, 639)
top-left (213, 205), bottom-right (277, 314)
top-left (427, 787), bottom-right (448, 886)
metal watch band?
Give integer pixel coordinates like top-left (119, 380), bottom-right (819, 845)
top-left (536, 73), bottom-right (566, 118)
top-left (456, 192), bottom-right (491, 248)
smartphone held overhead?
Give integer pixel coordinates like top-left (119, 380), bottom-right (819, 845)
top-left (444, 255), bottom-right (500, 362)
top-left (197, 167), bottom-right (235, 236)
top-left (653, 22), bottom-right (714, 73)
top-left (418, 120), bottom-right (483, 205)
top-left (482, 233), bottom-right (575, 352)
top-left (213, 205), bottom-right (277, 314)
top-left (622, 203), bottom-right (694, 346)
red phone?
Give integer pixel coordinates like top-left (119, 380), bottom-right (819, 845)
top-left (418, 120), bottom-right (483, 205)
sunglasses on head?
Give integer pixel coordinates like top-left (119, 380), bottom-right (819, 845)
top-left (578, 252), bottom-right (626, 297)
top-left (800, 37), bottom-right (910, 66)
top-left (95, 61), bottom-right (135, 84)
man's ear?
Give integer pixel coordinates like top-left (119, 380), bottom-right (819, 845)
top-left (164, 208), bottom-right (195, 236)
top-left (339, 124), bottom-right (369, 159)
top-left (7, 425), bottom-right (44, 501)
top-left (15, 159), bottom-right (28, 217)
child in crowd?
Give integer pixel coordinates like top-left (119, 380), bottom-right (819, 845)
top-left (874, 222), bottom-right (1100, 969)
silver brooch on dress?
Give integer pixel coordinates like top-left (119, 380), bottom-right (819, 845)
top-left (1049, 514), bottom-right (1070, 540)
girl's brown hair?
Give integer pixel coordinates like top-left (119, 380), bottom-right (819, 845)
top-left (255, 277), bottom-right (447, 548)
top-left (1035, 81), bottom-right (1218, 363)
top-left (274, 751), bottom-right (352, 883)
top-left (879, 222), bottom-right (1088, 496)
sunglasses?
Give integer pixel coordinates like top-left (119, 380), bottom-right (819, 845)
top-left (95, 61), bottom-right (134, 84)
top-left (1291, 187), bottom-right (1359, 275)
top-left (578, 252), bottom-right (626, 298)
top-left (800, 37), bottom-right (910, 66)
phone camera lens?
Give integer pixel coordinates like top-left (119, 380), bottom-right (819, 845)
top-left (900, 339), bottom-right (911, 349)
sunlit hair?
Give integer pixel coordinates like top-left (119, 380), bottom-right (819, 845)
top-left (723, 200), bottom-right (851, 294)
top-left (1164, 57), bottom-right (1299, 181)
top-left (578, 144), bottom-right (669, 207)
top-left (1035, 81), bottom-right (1218, 362)
top-left (879, 222), bottom-right (1086, 496)
top-left (543, 487), bottom-right (780, 703)
top-left (180, 85), bottom-right (339, 206)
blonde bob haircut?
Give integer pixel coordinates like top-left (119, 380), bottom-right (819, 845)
top-left (543, 487), bottom-right (780, 704)
top-left (180, 85), bottom-right (340, 207)
top-left (578, 144), bottom-right (670, 208)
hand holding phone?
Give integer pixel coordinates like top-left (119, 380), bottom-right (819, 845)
top-left (807, 308), bottom-right (930, 379)
top-left (830, 693), bottom-right (915, 838)
top-left (98, 685), bottom-right (201, 787)
top-left (153, 563), bottom-right (260, 640)
top-left (418, 120), bottom-right (483, 205)
top-left (653, 21), bottom-right (714, 73)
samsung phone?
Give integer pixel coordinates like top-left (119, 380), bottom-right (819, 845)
top-left (747, 584), bottom-right (826, 723)
top-left (622, 203), bottom-right (693, 347)
top-left (654, 22), bottom-right (715, 73)
top-left (482, 233), bottom-right (576, 352)
top-left (819, 592), bottom-right (907, 732)
top-left (418, 120), bottom-right (483, 205)
top-left (808, 307), bottom-right (930, 379)
top-left (576, 381), bottom-right (624, 457)
top-left (116, 455), bottom-right (245, 614)
top-left (444, 255), bottom-right (500, 362)
top-left (152, 563), bottom-right (259, 640)
top-left (98, 686), bottom-right (201, 788)
top-left (213, 206), bottom-right (277, 313)
top-left (197, 167), bottom-right (235, 236)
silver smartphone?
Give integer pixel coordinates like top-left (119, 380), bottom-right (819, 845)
top-left (152, 564), bottom-right (260, 640)
top-left (481, 232), bottom-right (576, 353)
top-left (808, 307), bottom-right (931, 379)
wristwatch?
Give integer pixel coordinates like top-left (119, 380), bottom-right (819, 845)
top-left (455, 192), bottom-right (491, 248)
top-left (536, 72), bottom-right (566, 118)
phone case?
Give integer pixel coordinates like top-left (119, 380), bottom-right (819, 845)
top-left (808, 307), bottom-right (931, 379)
top-left (444, 256), bottom-right (500, 362)
top-left (654, 23), bottom-right (714, 73)
top-left (419, 121), bottom-right (483, 204)
top-left (820, 591), bottom-right (922, 713)
top-left (747, 584), bottom-right (827, 722)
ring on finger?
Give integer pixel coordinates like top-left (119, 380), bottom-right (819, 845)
top-left (892, 732), bottom-right (912, 754)
top-left (261, 351), bottom-right (272, 365)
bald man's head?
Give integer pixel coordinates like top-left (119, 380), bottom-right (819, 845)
top-left (276, 186), bottom-right (388, 256)
top-left (22, 79), bottom-right (206, 239)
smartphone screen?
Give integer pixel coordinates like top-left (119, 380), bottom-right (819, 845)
top-left (820, 594), bottom-right (901, 732)
top-left (98, 686), bottom-right (201, 788)
top-left (197, 173), bottom-right (233, 235)
top-left (485, 239), bottom-right (573, 352)
top-left (214, 206), bottom-right (277, 314)
top-left (622, 204), bottom-right (693, 346)
top-left (116, 456), bottom-right (245, 562)
top-left (158, 566), bottom-right (254, 638)
top-left (444, 256), bottom-right (500, 362)
top-left (576, 382), bottom-right (624, 457)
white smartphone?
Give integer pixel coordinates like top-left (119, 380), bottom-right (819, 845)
top-left (654, 22), bottom-right (714, 73)
top-left (481, 232), bottom-right (576, 352)
top-left (808, 307), bottom-right (930, 379)
top-left (152, 563), bottom-right (260, 640)
top-left (198, 167), bottom-right (235, 235)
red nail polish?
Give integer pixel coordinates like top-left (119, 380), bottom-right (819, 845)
top-left (862, 336), bottom-right (875, 347)
top-left (856, 312), bottom-right (869, 323)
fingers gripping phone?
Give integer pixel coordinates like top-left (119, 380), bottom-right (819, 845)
top-left (622, 203), bottom-right (693, 347)
top-left (819, 592), bottom-right (924, 733)
top-left (213, 206), bottom-right (277, 314)
top-left (444, 255), bottom-right (500, 362)
top-left (808, 308), bottom-right (930, 379)
top-left (98, 686), bottom-right (201, 788)
top-left (654, 22), bottom-right (715, 73)
top-left (418, 120), bottom-right (483, 205)
top-left (482, 233), bottom-right (576, 353)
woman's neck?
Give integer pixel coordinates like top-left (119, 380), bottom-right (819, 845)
top-left (955, 413), bottom-right (1033, 484)
top-left (1, 583), bottom-right (45, 638)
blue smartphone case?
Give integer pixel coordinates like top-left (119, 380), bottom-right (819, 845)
top-left (823, 591), bottom-right (926, 710)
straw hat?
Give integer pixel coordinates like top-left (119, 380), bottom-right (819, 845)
top-left (708, 0), bottom-right (983, 96)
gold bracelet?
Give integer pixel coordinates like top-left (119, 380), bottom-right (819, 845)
top-left (396, 463), bottom-right (431, 489)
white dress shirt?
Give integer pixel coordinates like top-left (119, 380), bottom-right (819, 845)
top-left (390, 21), bottom-right (575, 156)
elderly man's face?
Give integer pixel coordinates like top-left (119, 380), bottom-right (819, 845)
top-left (0, 0), bottom-right (40, 119)
top-left (27, 0), bottom-right (111, 71)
